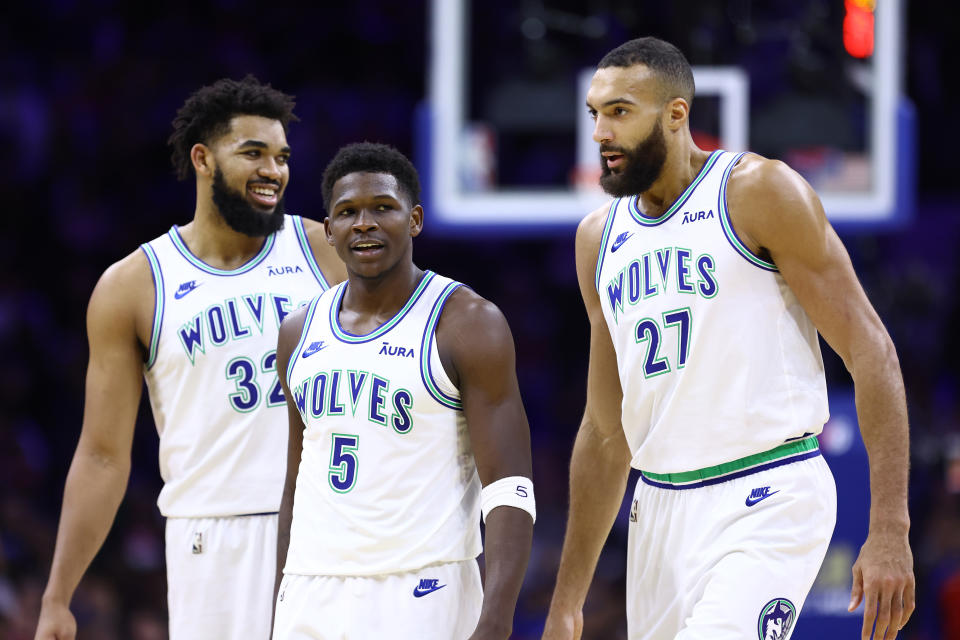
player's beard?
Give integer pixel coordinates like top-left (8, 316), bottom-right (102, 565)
top-left (211, 168), bottom-right (286, 237)
top-left (599, 119), bottom-right (667, 197)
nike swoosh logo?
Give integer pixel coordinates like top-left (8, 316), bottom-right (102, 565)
top-left (174, 283), bottom-right (201, 299)
top-left (301, 341), bottom-right (327, 358)
top-left (745, 490), bottom-right (780, 507)
top-left (610, 232), bottom-right (634, 253)
top-left (412, 584), bottom-right (446, 598)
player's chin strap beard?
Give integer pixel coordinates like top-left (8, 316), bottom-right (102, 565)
top-left (211, 168), bottom-right (286, 237)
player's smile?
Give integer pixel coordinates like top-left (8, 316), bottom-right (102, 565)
top-left (248, 179), bottom-right (281, 209)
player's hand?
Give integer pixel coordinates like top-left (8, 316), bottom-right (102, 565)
top-left (34, 598), bottom-right (77, 640)
top-left (848, 527), bottom-right (915, 639)
top-left (541, 609), bottom-right (583, 640)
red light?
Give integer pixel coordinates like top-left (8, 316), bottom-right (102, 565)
top-left (844, 0), bottom-right (875, 58)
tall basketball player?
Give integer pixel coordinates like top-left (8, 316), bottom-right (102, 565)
top-left (542, 38), bottom-right (914, 640)
top-left (35, 77), bottom-right (346, 640)
top-left (270, 142), bottom-right (534, 639)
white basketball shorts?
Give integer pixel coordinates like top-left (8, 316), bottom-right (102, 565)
top-left (272, 559), bottom-right (483, 639)
top-left (626, 444), bottom-right (837, 640)
top-left (165, 513), bottom-right (277, 640)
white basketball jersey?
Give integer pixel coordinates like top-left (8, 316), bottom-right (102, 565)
top-left (283, 271), bottom-right (482, 577)
top-left (595, 151), bottom-right (829, 473)
top-left (140, 215), bottom-right (330, 517)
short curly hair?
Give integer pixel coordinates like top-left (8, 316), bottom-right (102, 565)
top-left (321, 142), bottom-right (421, 213)
top-left (168, 75), bottom-right (298, 180)
top-left (599, 37), bottom-right (695, 105)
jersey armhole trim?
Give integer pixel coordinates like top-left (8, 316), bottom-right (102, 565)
top-left (286, 294), bottom-right (323, 389)
top-left (291, 215), bottom-right (330, 290)
top-left (420, 281), bottom-right (464, 410)
top-left (139, 243), bottom-right (164, 370)
top-left (718, 152), bottom-right (778, 272)
top-left (594, 198), bottom-right (620, 292)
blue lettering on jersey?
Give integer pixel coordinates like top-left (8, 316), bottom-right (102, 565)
top-left (655, 248), bottom-right (672, 287)
top-left (680, 209), bottom-right (714, 224)
top-left (272, 294), bottom-right (293, 326)
top-left (605, 246), bottom-right (720, 325)
top-left (676, 248), bottom-right (694, 293)
top-left (392, 389), bottom-right (413, 433)
top-left (207, 305), bottom-right (228, 346)
top-left (327, 370), bottom-right (345, 415)
top-left (226, 299), bottom-right (251, 339)
top-left (347, 371), bottom-right (368, 416)
top-left (369, 375), bottom-right (388, 425)
top-left (267, 265), bottom-right (305, 276)
top-left (642, 253), bottom-right (658, 297)
top-left (243, 294), bottom-right (266, 332)
top-left (294, 369), bottom-right (415, 435)
top-left (310, 373), bottom-right (328, 419)
top-left (627, 261), bottom-right (641, 304)
top-left (293, 379), bottom-right (308, 414)
top-left (178, 314), bottom-right (205, 364)
top-left (606, 271), bottom-right (625, 323)
top-left (378, 342), bottom-right (415, 358)
top-left (697, 255), bottom-right (718, 298)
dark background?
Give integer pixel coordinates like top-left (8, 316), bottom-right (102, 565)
top-left (1, 1), bottom-right (958, 639)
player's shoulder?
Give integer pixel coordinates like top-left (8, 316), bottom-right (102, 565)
top-left (726, 153), bottom-right (826, 249)
top-left (727, 153), bottom-right (815, 208)
top-left (577, 200), bottom-right (615, 245)
top-left (435, 282), bottom-right (515, 374)
top-left (441, 282), bottom-right (506, 327)
top-left (94, 247), bottom-right (153, 301)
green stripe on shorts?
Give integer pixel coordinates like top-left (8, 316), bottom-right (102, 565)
top-left (640, 437), bottom-right (819, 485)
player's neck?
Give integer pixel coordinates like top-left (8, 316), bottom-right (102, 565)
top-left (341, 262), bottom-right (426, 325)
top-left (180, 200), bottom-right (271, 270)
top-left (637, 140), bottom-right (711, 218)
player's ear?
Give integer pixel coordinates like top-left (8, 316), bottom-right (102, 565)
top-left (666, 97), bottom-right (689, 132)
top-left (409, 205), bottom-right (424, 238)
top-left (324, 216), bottom-right (335, 246)
top-left (191, 143), bottom-right (215, 178)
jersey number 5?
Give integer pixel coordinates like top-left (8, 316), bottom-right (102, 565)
top-left (329, 433), bottom-right (359, 493)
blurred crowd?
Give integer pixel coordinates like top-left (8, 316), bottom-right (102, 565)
top-left (1, 1), bottom-right (958, 638)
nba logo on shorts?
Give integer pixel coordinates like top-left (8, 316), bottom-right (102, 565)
top-left (192, 531), bottom-right (203, 554)
top-left (757, 597), bottom-right (795, 640)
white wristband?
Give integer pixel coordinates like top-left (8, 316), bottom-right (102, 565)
top-left (480, 476), bottom-right (536, 524)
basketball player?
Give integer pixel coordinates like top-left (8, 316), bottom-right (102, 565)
top-left (270, 142), bottom-right (534, 639)
top-left (34, 77), bottom-right (345, 640)
top-left (542, 38), bottom-right (913, 640)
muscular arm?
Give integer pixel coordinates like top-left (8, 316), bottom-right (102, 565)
top-left (435, 288), bottom-right (533, 640)
top-left (272, 306), bottom-right (309, 610)
top-left (728, 156), bottom-right (914, 639)
top-left (542, 207), bottom-right (632, 640)
top-left (36, 253), bottom-right (152, 640)
top-left (304, 217), bottom-right (347, 285)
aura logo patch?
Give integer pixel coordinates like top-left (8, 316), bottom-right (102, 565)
top-left (758, 598), bottom-right (795, 640)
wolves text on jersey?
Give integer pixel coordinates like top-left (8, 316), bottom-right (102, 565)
top-left (605, 246), bottom-right (718, 323)
top-left (292, 370), bottom-right (414, 435)
top-left (177, 293), bottom-right (305, 364)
